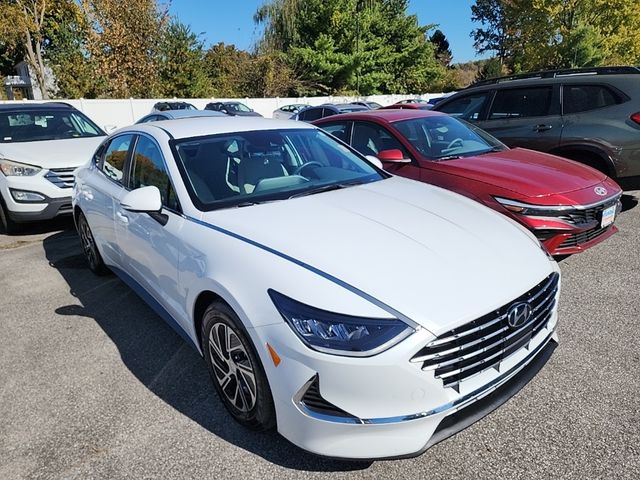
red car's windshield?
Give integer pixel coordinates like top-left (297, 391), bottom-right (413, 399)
top-left (393, 116), bottom-right (507, 160)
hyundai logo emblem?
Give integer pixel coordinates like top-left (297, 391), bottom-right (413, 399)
top-left (507, 302), bottom-right (532, 329)
top-left (594, 186), bottom-right (608, 196)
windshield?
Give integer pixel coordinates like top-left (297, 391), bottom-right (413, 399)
top-left (393, 115), bottom-right (507, 160)
top-left (226, 103), bottom-right (251, 113)
top-left (0, 109), bottom-right (105, 143)
top-left (173, 128), bottom-right (384, 210)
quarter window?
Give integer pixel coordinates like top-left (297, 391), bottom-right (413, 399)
top-left (320, 122), bottom-right (351, 143)
top-left (130, 136), bottom-right (178, 210)
top-left (489, 87), bottom-right (553, 120)
top-left (299, 108), bottom-right (323, 121)
top-left (102, 134), bottom-right (133, 184)
top-left (437, 92), bottom-right (491, 121)
top-left (563, 85), bottom-right (621, 114)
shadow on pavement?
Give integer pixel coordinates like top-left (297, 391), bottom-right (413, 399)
top-left (43, 231), bottom-right (372, 472)
top-left (0, 216), bottom-right (75, 236)
top-left (620, 193), bottom-right (638, 213)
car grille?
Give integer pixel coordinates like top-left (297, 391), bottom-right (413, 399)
top-left (411, 273), bottom-right (559, 390)
top-left (300, 375), bottom-right (355, 418)
top-left (45, 168), bottom-right (75, 189)
top-left (558, 225), bottom-right (610, 248)
top-left (555, 196), bottom-right (619, 227)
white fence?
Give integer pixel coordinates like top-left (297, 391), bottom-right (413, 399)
top-left (1, 94), bottom-right (445, 129)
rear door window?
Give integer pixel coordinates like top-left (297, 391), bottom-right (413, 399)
top-left (101, 134), bottom-right (133, 184)
top-left (299, 108), bottom-right (323, 121)
top-left (352, 122), bottom-right (409, 158)
top-left (436, 92), bottom-right (492, 121)
top-left (489, 87), bottom-right (553, 119)
top-left (563, 85), bottom-right (623, 114)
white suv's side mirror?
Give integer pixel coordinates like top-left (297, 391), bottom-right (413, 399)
top-left (120, 186), bottom-right (162, 213)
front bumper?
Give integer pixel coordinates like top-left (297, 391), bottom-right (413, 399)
top-left (255, 302), bottom-right (559, 459)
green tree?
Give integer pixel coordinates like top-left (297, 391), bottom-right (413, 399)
top-left (430, 29), bottom-right (452, 66)
top-left (157, 20), bottom-right (213, 98)
top-left (255, 0), bottom-right (444, 95)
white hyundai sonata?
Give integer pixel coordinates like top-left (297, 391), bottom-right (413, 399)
top-left (72, 117), bottom-right (560, 460)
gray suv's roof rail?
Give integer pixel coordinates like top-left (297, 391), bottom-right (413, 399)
top-left (470, 66), bottom-right (640, 88)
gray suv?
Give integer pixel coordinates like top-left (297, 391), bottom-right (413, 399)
top-left (433, 66), bottom-right (640, 188)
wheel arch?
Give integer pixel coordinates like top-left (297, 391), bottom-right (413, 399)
top-left (549, 145), bottom-right (616, 177)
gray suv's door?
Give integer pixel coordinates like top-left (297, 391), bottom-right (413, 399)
top-left (477, 85), bottom-right (562, 152)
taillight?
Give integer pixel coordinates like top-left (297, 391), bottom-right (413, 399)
top-left (631, 112), bottom-right (640, 125)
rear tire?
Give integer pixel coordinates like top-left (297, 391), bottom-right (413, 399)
top-left (202, 301), bottom-right (276, 431)
top-left (77, 212), bottom-right (109, 275)
top-left (0, 196), bottom-right (19, 235)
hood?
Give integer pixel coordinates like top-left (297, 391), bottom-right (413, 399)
top-left (202, 177), bottom-right (554, 336)
top-left (440, 148), bottom-right (607, 198)
top-left (0, 136), bottom-right (105, 169)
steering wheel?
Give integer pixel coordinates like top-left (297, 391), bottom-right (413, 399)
top-left (446, 138), bottom-right (464, 150)
top-left (294, 161), bottom-right (323, 176)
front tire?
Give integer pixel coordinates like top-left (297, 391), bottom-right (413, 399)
top-left (0, 196), bottom-right (19, 235)
top-left (77, 212), bottom-right (109, 275)
top-left (202, 302), bottom-right (276, 431)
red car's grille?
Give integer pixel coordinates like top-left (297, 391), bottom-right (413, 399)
top-left (411, 273), bottom-right (559, 390)
top-left (558, 225), bottom-right (610, 248)
top-left (554, 197), bottom-right (620, 227)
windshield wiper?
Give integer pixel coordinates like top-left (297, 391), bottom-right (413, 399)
top-left (435, 154), bottom-right (462, 161)
top-left (288, 181), bottom-right (365, 199)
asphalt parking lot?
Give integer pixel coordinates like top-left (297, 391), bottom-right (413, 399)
top-left (1, 195), bottom-right (639, 480)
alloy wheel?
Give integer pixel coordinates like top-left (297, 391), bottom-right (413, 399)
top-left (79, 218), bottom-right (98, 269)
top-left (208, 322), bottom-right (257, 412)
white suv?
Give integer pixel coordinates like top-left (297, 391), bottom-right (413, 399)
top-left (0, 103), bottom-right (106, 233)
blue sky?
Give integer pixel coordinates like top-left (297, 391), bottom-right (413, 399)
top-left (169, 0), bottom-right (486, 63)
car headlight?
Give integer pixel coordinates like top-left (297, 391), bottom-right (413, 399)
top-left (0, 159), bottom-right (42, 177)
top-left (269, 290), bottom-right (414, 357)
top-left (493, 196), bottom-right (573, 216)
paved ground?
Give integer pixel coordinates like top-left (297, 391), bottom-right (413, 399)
top-left (1, 195), bottom-right (639, 480)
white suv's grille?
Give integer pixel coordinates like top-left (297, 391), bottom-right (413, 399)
top-left (411, 273), bottom-right (559, 390)
top-left (45, 168), bottom-right (75, 189)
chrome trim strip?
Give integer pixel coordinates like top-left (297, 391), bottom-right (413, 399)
top-left (495, 193), bottom-right (622, 212)
top-left (295, 330), bottom-right (556, 425)
top-left (184, 215), bottom-right (420, 330)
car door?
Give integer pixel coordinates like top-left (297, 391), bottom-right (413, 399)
top-left (82, 134), bottom-right (135, 267)
top-left (114, 133), bottom-right (186, 324)
top-left (479, 85), bottom-right (562, 152)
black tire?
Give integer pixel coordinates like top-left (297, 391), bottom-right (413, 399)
top-left (0, 196), bottom-right (19, 235)
top-left (202, 301), bottom-right (276, 431)
top-left (77, 211), bottom-right (109, 275)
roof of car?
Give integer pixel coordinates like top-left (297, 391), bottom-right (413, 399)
top-left (0, 102), bottom-right (75, 111)
top-left (125, 116), bottom-right (315, 140)
top-left (162, 110), bottom-right (226, 119)
top-left (313, 108), bottom-right (446, 124)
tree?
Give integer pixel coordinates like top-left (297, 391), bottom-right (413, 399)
top-left (0, 0), bottom-right (56, 98)
top-left (475, 57), bottom-right (505, 82)
top-left (79, 0), bottom-right (167, 98)
top-left (157, 20), bottom-right (213, 98)
top-left (430, 29), bottom-right (452, 66)
top-left (471, 0), bottom-right (509, 63)
top-left (255, 0), bottom-right (444, 95)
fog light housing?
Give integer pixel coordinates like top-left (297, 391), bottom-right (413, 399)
top-left (10, 189), bottom-right (46, 203)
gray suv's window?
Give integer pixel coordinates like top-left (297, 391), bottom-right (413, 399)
top-left (489, 87), bottom-right (553, 119)
top-left (563, 85), bottom-right (621, 114)
top-left (436, 92), bottom-right (491, 121)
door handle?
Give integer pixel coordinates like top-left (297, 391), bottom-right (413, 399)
top-left (533, 124), bottom-right (553, 132)
top-left (115, 210), bottom-right (129, 224)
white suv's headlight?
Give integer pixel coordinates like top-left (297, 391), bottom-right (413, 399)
top-left (0, 159), bottom-right (42, 177)
top-left (269, 290), bottom-right (414, 357)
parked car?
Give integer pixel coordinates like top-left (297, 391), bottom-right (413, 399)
top-left (73, 116), bottom-right (559, 460)
top-left (380, 102), bottom-right (432, 110)
top-left (0, 102), bottom-right (106, 233)
top-left (272, 104), bottom-right (309, 120)
top-left (292, 103), bottom-right (369, 122)
top-left (351, 101), bottom-right (383, 110)
top-left (314, 109), bottom-right (622, 255)
top-left (433, 66), bottom-right (640, 188)
top-left (136, 110), bottom-right (226, 124)
top-left (396, 98), bottom-right (430, 105)
top-left (152, 101), bottom-right (197, 112)
top-left (205, 101), bottom-right (262, 117)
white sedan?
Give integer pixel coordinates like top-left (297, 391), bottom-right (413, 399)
top-left (72, 117), bottom-right (560, 460)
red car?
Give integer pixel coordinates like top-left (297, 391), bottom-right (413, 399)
top-left (380, 103), bottom-right (432, 111)
top-left (313, 109), bottom-right (622, 255)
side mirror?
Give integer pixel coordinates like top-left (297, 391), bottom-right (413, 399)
top-left (103, 125), bottom-right (118, 133)
top-left (120, 186), bottom-right (162, 213)
top-left (365, 155), bottom-right (383, 169)
top-left (221, 109), bottom-right (228, 114)
top-left (377, 149), bottom-right (411, 163)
